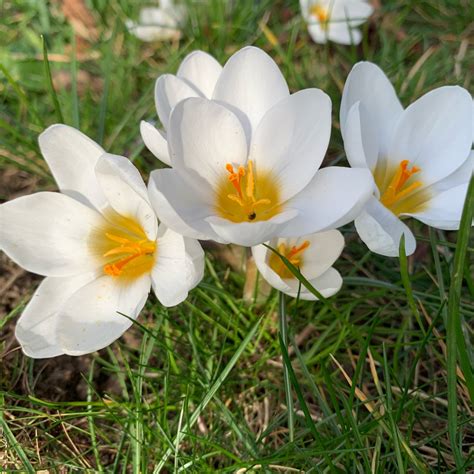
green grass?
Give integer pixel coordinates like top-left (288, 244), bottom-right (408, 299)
top-left (1, 0), bottom-right (473, 471)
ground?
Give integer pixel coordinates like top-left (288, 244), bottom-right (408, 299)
top-left (0, 0), bottom-right (473, 472)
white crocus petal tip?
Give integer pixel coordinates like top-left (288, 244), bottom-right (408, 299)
top-left (38, 124), bottom-right (107, 210)
top-left (355, 197), bottom-right (417, 257)
top-left (140, 120), bottom-right (171, 166)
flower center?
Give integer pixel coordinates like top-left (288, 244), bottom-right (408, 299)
top-left (215, 160), bottom-right (282, 223)
top-left (374, 159), bottom-right (429, 216)
top-left (90, 213), bottom-right (156, 280)
top-left (269, 240), bottom-right (310, 279)
top-left (310, 4), bottom-right (329, 28)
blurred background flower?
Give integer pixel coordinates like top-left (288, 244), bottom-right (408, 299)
top-left (125, 0), bottom-right (187, 42)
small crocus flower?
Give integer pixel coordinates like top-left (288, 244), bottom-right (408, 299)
top-left (252, 230), bottom-right (344, 300)
top-left (300, 0), bottom-right (373, 45)
top-left (340, 62), bottom-right (473, 257)
top-left (147, 47), bottom-right (374, 247)
top-left (125, 0), bottom-right (186, 42)
top-left (0, 125), bottom-right (204, 358)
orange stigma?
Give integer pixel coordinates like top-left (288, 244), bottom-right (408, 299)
top-left (270, 240), bottom-right (311, 279)
top-left (103, 232), bottom-right (155, 277)
top-left (380, 160), bottom-right (422, 209)
top-left (225, 160), bottom-right (271, 221)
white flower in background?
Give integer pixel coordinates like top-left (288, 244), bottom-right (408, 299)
top-left (252, 230), bottom-right (344, 300)
top-left (141, 50), bottom-right (223, 165)
top-left (340, 62), bottom-right (473, 257)
top-left (147, 47), bottom-right (374, 247)
top-left (125, 0), bottom-right (186, 42)
top-left (300, 0), bottom-right (373, 45)
top-left (0, 125), bottom-right (204, 358)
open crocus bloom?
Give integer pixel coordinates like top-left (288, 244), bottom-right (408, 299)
top-left (252, 230), bottom-right (344, 300)
top-left (125, 0), bottom-right (186, 42)
top-left (0, 125), bottom-right (204, 358)
top-left (340, 62), bottom-right (473, 257)
top-left (140, 49), bottom-right (222, 165)
top-left (147, 47), bottom-right (374, 247)
top-left (300, 0), bottom-right (373, 45)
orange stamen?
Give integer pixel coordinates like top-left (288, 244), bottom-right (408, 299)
top-left (103, 232), bottom-right (155, 277)
top-left (270, 240), bottom-right (311, 279)
top-left (380, 160), bottom-right (422, 209)
top-left (225, 160), bottom-right (272, 221)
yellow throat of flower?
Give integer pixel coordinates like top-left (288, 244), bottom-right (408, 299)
top-left (215, 160), bottom-right (282, 223)
top-left (90, 213), bottom-right (156, 280)
top-left (310, 4), bottom-right (330, 29)
top-left (374, 159), bottom-right (429, 216)
top-left (269, 240), bottom-right (310, 279)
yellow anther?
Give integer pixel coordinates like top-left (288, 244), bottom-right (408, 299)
top-left (380, 160), bottom-right (422, 209)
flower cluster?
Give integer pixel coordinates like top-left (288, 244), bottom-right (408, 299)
top-left (1, 47), bottom-right (472, 358)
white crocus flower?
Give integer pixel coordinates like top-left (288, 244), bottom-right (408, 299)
top-left (252, 230), bottom-right (344, 300)
top-left (340, 62), bottom-right (473, 257)
top-left (0, 125), bottom-right (204, 358)
top-left (300, 0), bottom-right (373, 45)
top-left (147, 47), bottom-right (374, 247)
top-left (125, 0), bottom-right (186, 42)
top-left (140, 50), bottom-right (223, 166)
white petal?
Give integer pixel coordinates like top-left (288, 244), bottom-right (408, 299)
top-left (152, 225), bottom-right (204, 306)
top-left (140, 121), bottom-right (171, 166)
top-left (281, 167), bottom-right (375, 236)
top-left (155, 74), bottom-right (201, 130)
top-left (343, 102), bottom-right (379, 170)
top-left (168, 98), bottom-right (248, 186)
top-left (250, 89), bottom-right (332, 201)
top-left (56, 274), bottom-right (151, 355)
top-left (287, 267), bottom-right (342, 301)
top-left (300, 0), bottom-right (311, 20)
top-left (299, 230), bottom-right (345, 280)
top-left (15, 273), bottom-right (95, 358)
top-left (148, 168), bottom-right (222, 241)
top-left (340, 62), bottom-right (403, 156)
top-left (212, 46), bottom-right (289, 135)
top-left (38, 124), bottom-right (107, 210)
top-left (127, 23), bottom-right (180, 42)
top-left (206, 209), bottom-right (298, 246)
top-left (354, 196), bottom-right (416, 257)
top-left (177, 50), bottom-right (222, 98)
top-left (95, 154), bottom-right (158, 240)
top-left (285, 267), bottom-right (343, 300)
top-left (330, 1), bottom-right (373, 26)
top-left (388, 86), bottom-right (472, 186)
top-left (0, 192), bottom-right (104, 276)
top-left (307, 23), bottom-right (329, 44)
top-left (251, 244), bottom-right (293, 293)
top-left (429, 152), bottom-right (473, 193)
top-left (328, 24), bottom-right (362, 45)
top-left (408, 184), bottom-right (471, 230)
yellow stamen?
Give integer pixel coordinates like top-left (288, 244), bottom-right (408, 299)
top-left (310, 4), bottom-right (329, 28)
top-left (380, 160), bottom-right (422, 209)
top-left (269, 240), bottom-right (311, 279)
top-left (224, 160), bottom-right (274, 221)
top-left (102, 231), bottom-right (155, 277)
top-left (89, 212), bottom-right (157, 280)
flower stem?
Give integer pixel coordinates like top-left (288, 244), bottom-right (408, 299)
top-left (279, 291), bottom-right (295, 442)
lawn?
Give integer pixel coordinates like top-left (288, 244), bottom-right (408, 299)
top-left (0, 0), bottom-right (473, 472)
